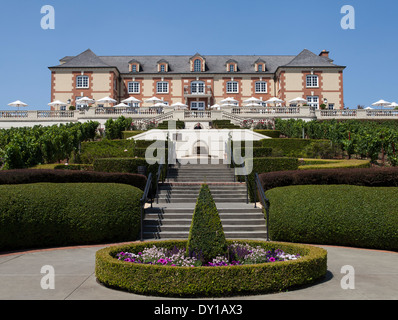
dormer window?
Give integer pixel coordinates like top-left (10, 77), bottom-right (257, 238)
top-left (194, 59), bottom-right (201, 72)
top-left (226, 60), bottom-right (238, 72)
top-left (157, 60), bottom-right (169, 72)
top-left (254, 59), bottom-right (266, 72)
top-left (190, 53), bottom-right (205, 72)
top-left (129, 59), bottom-right (140, 72)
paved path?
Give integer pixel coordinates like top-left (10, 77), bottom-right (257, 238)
top-left (0, 243), bottom-right (397, 300)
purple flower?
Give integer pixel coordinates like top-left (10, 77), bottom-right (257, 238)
top-left (269, 257), bottom-right (275, 262)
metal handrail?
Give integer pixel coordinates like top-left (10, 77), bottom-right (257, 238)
top-left (155, 159), bottom-right (164, 204)
top-left (140, 172), bottom-right (153, 241)
top-left (254, 173), bottom-right (270, 241)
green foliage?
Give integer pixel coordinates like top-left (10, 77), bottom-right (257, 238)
top-left (212, 120), bottom-right (240, 129)
top-left (254, 130), bottom-right (281, 138)
top-left (0, 183), bottom-right (143, 251)
top-left (275, 119), bottom-right (398, 164)
top-left (105, 116), bottom-right (132, 140)
top-left (122, 131), bottom-right (145, 139)
top-left (157, 120), bottom-right (185, 129)
top-left (298, 159), bottom-right (371, 170)
top-left (186, 184), bottom-right (227, 262)
top-left (261, 138), bottom-right (330, 157)
top-left (0, 121), bottom-right (99, 169)
top-left (95, 240), bottom-right (327, 297)
top-left (266, 185), bottom-right (398, 251)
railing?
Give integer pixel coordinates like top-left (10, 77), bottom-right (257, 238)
top-left (183, 85), bottom-right (212, 96)
top-left (232, 107), bottom-right (301, 115)
top-left (155, 158), bottom-right (164, 204)
top-left (184, 111), bottom-right (212, 119)
top-left (37, 110), bottom-right (75, 118)
top-left (254, 173), bottom-right (270, 241)
top-left (140, 172), bottom-right (153, 241)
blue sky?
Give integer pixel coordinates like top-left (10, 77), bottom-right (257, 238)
top-left (0, 0), bottom-right (397, 110)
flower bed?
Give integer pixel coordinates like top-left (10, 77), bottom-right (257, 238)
top-left (95, 240), bottom-right (327, 297)
top-left (116, 242), bottom-right (301, 267)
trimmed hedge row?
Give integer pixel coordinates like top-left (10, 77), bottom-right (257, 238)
top-left (262, 138), bottom-right (330, 157)
top-left (258, 167), bottom-right (398, 192)
top-left (0, 183), bottom-right (143, 251)
top-left (266, 185), bottom-right (398, 251)
top-left (77, 139), bottom-right (162, 164)
top-left (254, 130), bottom-right (281, 138)
top-left (0, 169), bottom-right (147, 191)
top-left (298, 159), bottom-right (371, 170)
top-left (95, 240), bottom-right (327, 297)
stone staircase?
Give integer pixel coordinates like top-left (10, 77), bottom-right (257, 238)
top-left (142, 162), bottom-right (268, 240)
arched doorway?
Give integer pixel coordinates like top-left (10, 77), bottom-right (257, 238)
top-left (193, 140), bottom-right (208, 156)
top-left (194, 123), bottom-right (203, 130)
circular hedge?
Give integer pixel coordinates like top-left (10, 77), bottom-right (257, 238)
top-left (95, 240), bottom-right (327, 297)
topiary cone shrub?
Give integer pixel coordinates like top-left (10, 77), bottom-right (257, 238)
top-left (186, 184), bottom-right (227, 262)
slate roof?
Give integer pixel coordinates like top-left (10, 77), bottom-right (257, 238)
top-left (49, 49), bottom-right (344, 74)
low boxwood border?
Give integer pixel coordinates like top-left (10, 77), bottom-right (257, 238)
top-left (95, 240), bottom-right (327, 297)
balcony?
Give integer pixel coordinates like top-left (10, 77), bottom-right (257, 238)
top-left (183, 85), bottom-right (213, 98)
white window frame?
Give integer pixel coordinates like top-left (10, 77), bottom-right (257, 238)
top-left (306, 75), bottom-right (319, 88)
top-left (190, 101), bottom-right (205, 111)
top-left (226, 81), bottom-right (238, 93)
top-left (307, 96), bottom-right (319, 109)
top-left (255, 81), bottom-right (267, 93)
top-left (131, 65), bottom-right (137, 72)
top-left (229, 64), bottom-right (235, 72)
top-left (156, 81), bottom-right (169, 93)
top-left (160, 64), bottom-right (166, 72)
top-left (257, 64), bottom-right (263, 72)
top-left (191, 81), bottom-right (205, 94)
top-left (194, 59), bottom-right (202, 72)
top-left (76, 75), bottom-right (89, 88)
top-left (128, 81), bottom-right (140, 94)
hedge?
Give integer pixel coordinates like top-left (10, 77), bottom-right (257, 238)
top-left (298, 159), bottom-right (371, 170)
top-left (266, 185), bottom-right (398, 251)
top-left (0, 169), bottom-right (147, 191)
top-left (122, 131), bottom-right (145, 139)
top-left (261, 138), bottom-right (330, 157)
top-left (254, 130), bottom-right (281, 138)
top-left (95, 240), bottom-right (327, 297)
top-left (0, 183), bottom-right (143, 251)
top-left (186, 184), bottom-right (227, 262)
top-left (258, 167), bottom-right (398, 192)
top-left (233, 146), bottom-right (273, 158)
top-left (77, 139), bottom-right (161, 164)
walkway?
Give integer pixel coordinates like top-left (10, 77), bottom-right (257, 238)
top-left (0, 243), bottom-right (396, 300)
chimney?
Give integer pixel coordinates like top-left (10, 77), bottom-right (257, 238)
top-left (319, 50), bottom-right (330, 59)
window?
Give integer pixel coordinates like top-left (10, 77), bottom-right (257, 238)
top-left (160, 64), bottom-right (166, 72)
top-left (191, 81), bottom-right (205, 94)
top-left (191, 101), bottom-right (205, 110)
top-left (229, 64), bottom-right (235, 72)
top-left (307, 96), bottom-right (319, 109)
top-left (255, 81), bottom-right (267, 93)
top-left (157, 81), bottom-right (169, 93)
top-left (194, 59), bottom-right (202, 72)
top-left (226, 81), bottom-right (238, 93)
top-left (76, 75), bottom-right (89, 88)
top-left (128, 81), bottom-right (140, 94)
top-left (328, 104), bottom-right (335, 110)
top-left (258, 64), bottom-right (263, 72)
top-left (306, 75), bottom-right (319, 88)
top-left (131, 65), bottom-right (137, 72)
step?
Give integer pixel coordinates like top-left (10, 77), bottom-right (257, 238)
top-left (142, 231), bottom-right (268, 240)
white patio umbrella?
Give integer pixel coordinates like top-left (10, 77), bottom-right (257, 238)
top-left (289, 97), bottom-right (307, 105)
top-left (8, 100), bottom-right (28, 111)
top-left (145, 96), bottom-right (162, 104)
top-left (244, 102), bottom-right (262, 107)
top-left (171, 102), bottom-right (188, 110)
top-left (265, 97), bottom-right (285, 107)
top-left (220, 97), bottom-right (239, 105)
top-left (389, 102), bottom-right (398, 108)
top-left (114, 102), bottom-right (130, 108)
top-left (97, 96), bottom-right (117, 107)
top-left (48, 100), bottom-right (67, 109)
top-left (243, 97), bottom-right (261, 104)
top-left (122, 97), bottom-right (142, 103)
top-left (372, 99), bottom-right (391, 110)
top-left (210, 104), bottom-right (221, 110)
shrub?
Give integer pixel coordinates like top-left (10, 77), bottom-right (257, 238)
top-left (105, 116), bottom-right (132, 140)
top-left (0, 169), bottom-right (147, 191)
top-left (266, 185), bottom-right (398, 251)
top-left (186, 184), bottom-right (227, 262)
top-left (298, 159), bottom-right (371, 170)
top-left (262, 138), bottom-right (330, 157)
top-left (258, 167), bottom-right (398, 192)
top-left (95, 240), bottom-right (327, 297)
top-left (254, 130), bottom-right (281, 138)
top-left (122, 131), bottom-right (145, 139)
top-left (0, 183), bottom-right (143, 251)
top-left (233, 146), bottom-right (273, 158)
top-left (53, 164), bottom-right (94, 171)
